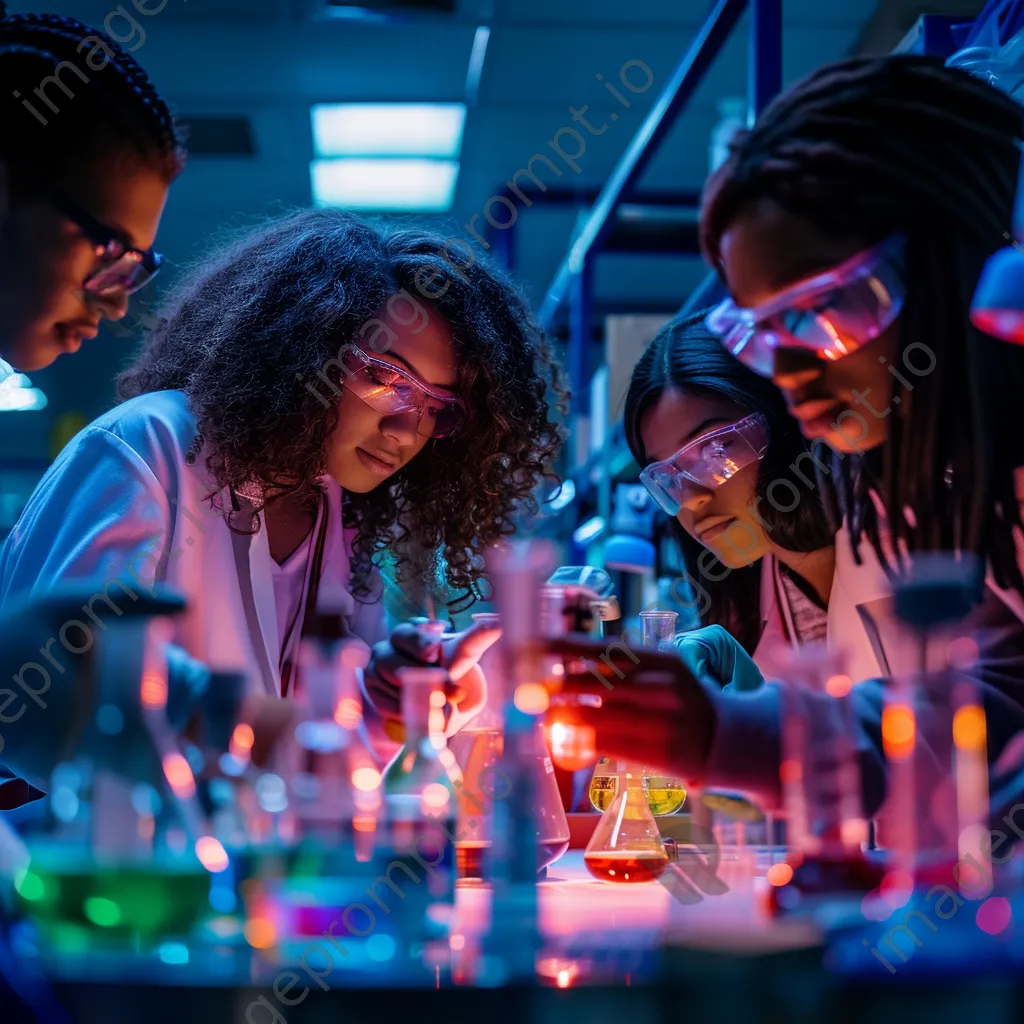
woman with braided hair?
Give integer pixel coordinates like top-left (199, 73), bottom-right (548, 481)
top-left (0, 1), bottom-right (185, 373)
top-left (547, 56), bottom-right (1024, 821)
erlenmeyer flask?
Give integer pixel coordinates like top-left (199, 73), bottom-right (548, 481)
top-left (584, 762), bottom-right (670, 884)
top-left (16, 602), bottom-right (223, 949)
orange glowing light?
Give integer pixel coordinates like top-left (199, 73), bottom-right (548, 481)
top-left (334, 697), bottom-right (362, 730)
top-left (140, 671), bottom-right (168, 710)
top-left (162, 752), bottom-right (196, 799)
top-left (549, 721), bottom-right (597, 772)
top-left (230, 723), bottom-right (254, 756)
top-left (353, 815), bottom-right (377, 832)
top-left (351, 766), bottom-right (382, 792)
top-left (767, 863), bottom-right (794, 887)
top-left (514, 683), bottom-right (549, 714)
top-left (953, 704), bottom-right (987, 751)
top-left (779, 759), bottom-right (802, 785)
top-left (882, 704), bottom-right (916, 760)
top-left (557, 970), bottom-right (572, 989)
top-left (825, 674), bottom-right (853, 699)
top-left (195, 835), bottom-right (230, 873)
top-left (244, 917), bottom-right (276, 949)
top-left (422, 782), bottom-right (451, 813)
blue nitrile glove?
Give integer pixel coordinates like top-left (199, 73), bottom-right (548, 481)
top-left (672, 625), bottom-right (765, 693)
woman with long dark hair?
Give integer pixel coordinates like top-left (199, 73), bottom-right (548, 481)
top-left (625, 310), bottom-right (834, 662)
top-left (547, 56), bottom-right (1024, 816)
top-left (0, 208), bottom-right (564, 787)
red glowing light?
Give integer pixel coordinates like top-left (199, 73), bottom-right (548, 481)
top-left (767, 863), bottom-right (794, 887)
top-left (880, 871), bottom-right (913, 909)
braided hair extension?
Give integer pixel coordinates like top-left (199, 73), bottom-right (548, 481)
top-left (700, 55), bottom-right (1024, 597)
top-left (0, 5), bottom-right (185, 187)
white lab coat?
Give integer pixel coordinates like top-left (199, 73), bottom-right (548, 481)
top-left (0, 389), bottom-right (389, 700)
top-left (754, 528), bottom-right (1024, 679)
top-left (752, 528), bottom-right (893, 680)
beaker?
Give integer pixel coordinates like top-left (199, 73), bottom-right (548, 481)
top-left (589, 758), bottom-right (617, 812)
top-left (584, 762), bottom-right (670, 883)
top-left (638, 611), bottom-right (686, 814)
top-left (639, 610), bottom-right (679, 651)
top-left (588, 759), bottom-right (687, 816)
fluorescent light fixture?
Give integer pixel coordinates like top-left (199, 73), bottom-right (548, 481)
top-left (465, 26), bottom-right (490, 106)
top-left (311, 103), bottom-right (466, 159)
top-left (0, 373), bottom-right (46, 412)
top-left (573, 515), bottom-right (606, 547)
top-left (546, 479), bottom-right (576, 512)
top-left (311, 158), bottom-right (458, 211)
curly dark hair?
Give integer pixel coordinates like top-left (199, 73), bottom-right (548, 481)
top-left (625, 310), bottom-right (835, 653)
top-left (116, 208), bottom-right (566, 611)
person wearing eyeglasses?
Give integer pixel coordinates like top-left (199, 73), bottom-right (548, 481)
top-left (624, 312), bottom-right (838, 688)
top-left (0, 208), bottom-right (564, 785)
top-left (0, 4), bottom-right (182, 376)
top-left (545, 56), bottom-right (1024, 821)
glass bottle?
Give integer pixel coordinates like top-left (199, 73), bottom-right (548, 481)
top-left (288, 614), bottom-right (361, 876)
top-left (378, 666), bottom-right (457, 956)
top-left (584, 762), bottom-right (671, 883)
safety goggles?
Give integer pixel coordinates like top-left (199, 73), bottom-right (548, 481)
top-left (50, 193), bottom-right (163, 298)
top-left (705, 234), bottom-right (907, 378)
top-left (639, 413), bottom-right (770, 516)
top-left (340, 347), bottom-right (466, 439)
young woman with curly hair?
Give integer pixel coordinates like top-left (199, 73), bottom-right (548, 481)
top-left (0, 208), bottom-right (564, 759)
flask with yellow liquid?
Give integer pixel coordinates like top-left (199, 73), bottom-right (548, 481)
top-left (588, 759), bottom-right (687, 815)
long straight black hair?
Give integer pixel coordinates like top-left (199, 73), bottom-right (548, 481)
top-left (701, 56), bottom-right (1024, 595)
top-left (624, 311), bottom-right (835, 653)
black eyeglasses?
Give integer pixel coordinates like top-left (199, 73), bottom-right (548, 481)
top-left (48, 193), bottom-right (163, 298)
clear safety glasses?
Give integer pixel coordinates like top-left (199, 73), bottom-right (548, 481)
top-left (49, 193), bottom-right (163, 298)
top-left (639, 413), bottom-right (770, 516)
top-left (340, 347), bottom-right (467, 439)
top-left (705, 234), bottom-right (907, 378)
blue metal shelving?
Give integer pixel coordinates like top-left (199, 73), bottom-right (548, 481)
top-left (538, 0), bottom-right (782, 419)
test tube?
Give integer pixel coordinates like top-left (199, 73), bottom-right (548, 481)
top-left (640, 610), bottom-right (678, 651)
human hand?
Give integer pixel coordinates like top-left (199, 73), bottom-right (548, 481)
top-left (543, 634), bottom-right (719, 783)
top-left (364, 617), bottom-right (502, 722)
top-left (675, 625), bottom-right (765, 693)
